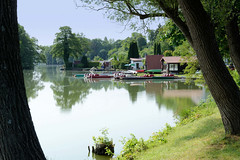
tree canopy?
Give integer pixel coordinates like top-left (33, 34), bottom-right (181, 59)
top-left (51, 26), bottom-right (83, 68)
top-left (19, 25), bottom-right (39, 69)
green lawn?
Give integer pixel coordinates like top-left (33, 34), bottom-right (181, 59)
top-left (117, 100), bottom-right (240, 160)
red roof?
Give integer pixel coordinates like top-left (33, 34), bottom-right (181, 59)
top-left (146, 55), bottom-right (164, 70)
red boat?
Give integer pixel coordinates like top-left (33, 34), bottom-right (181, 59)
top-left (136, 69), bottom-right (145, 73)
top-left (85, 73), bottom-right (113, 78)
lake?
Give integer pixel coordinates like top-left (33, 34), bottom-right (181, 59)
top-left (24, 65), bottom-right (207, 160)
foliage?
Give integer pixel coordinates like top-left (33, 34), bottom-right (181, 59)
top-left (88, 61), bottom-right (100, 68)
top-left (147, 124), bottom-right (172, 146)
top-left (230, 69), bottom-right (240, 87)
top-left (118, 124), bottom-right (173, 159)
top-left (154, 42), bottom-right (161, 55)
top-left (173, 40), bottom-right (194, 56)
top-left (128, 41), bottom-right (139, 59)
top-left (93, 55), bottom-right (104, 61)
top-left (88, 37), bottom-right (114, 60)
top-left (177, 96), bottom-right (216, 125)
top-left (18, 25), bottom-right (39, 69)
top-left (163, 50), bottom-right (173, 56)
top-left (139, 47), bottom-right (153, 57)
top-left (80, 55), bottom-right (89, 68)
top-left (105, 147), bottom-right (114, 156)
top-left (111, 54), bottom-right (129, 69)
top-left (92, 128), bottom-right (113, 146)
top-left (158, 20), bottom-right (186, 47)
top-left (118, 134), bottom-right (148, 160)
top-left (51, 26), bottom-right (83, 68)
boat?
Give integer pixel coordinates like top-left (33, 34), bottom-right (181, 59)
top-left (84, 67), bottom-right (114, 78)
top-left (145, 69), bottom-right (162, 73)
top-left (152, 76), bottom-right (176, 79)
top-left (152, 74), bottom-right (182, 79)
top-left (73, 74), bottom-right (85, 78)
top-left (119, 74), bottom-right (154, 80)
top-left (136, 69), bottom-right (145, 73)
top-left (85, 73), bottom-right (113, 78)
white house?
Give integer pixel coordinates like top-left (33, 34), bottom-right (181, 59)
top-left (130, 58), bottom-right (144, 70)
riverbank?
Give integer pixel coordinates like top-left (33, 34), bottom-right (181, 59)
top-left (117, 98), bottom-right (240, 160)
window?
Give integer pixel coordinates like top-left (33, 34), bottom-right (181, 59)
top-left (169, 64), bottom-right (178, 71)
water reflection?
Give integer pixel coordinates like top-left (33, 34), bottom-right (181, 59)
top-left (24, 65), bottom-right (206, 160)
top-left (25, 65), bottom-right (205, 113)
top-left (51, 76), bottom-right (91, 111)
top-left (24, 70), bottom-right (44, 102)
top-left (145, 80), bottom-right (203, 114)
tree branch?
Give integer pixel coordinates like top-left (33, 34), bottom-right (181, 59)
top-left (156, 0), bottom-right (193, 46)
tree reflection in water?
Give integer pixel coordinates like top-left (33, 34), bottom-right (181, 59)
top-left (25, 66), bottom-right (205, 114)
top-left (51, 76), bottom-right (91, 111)
top-left (24, 70), bottom-right (44, 102)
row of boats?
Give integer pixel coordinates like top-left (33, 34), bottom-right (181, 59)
top-left (73, 70), bottom-right (183, 80)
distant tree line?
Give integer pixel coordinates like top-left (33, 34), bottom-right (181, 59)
top-left (21, 19), bottom-right (229, 70)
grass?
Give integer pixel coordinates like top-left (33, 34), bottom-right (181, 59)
top-left (116, 98), bottom-right (240, 160)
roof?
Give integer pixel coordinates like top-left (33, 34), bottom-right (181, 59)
top-left (130, 58), bottom-right (144, 62)
top-left (146, 55), bottom-right (164, 70)
top-left (161, 56), bottom-right (197, 63)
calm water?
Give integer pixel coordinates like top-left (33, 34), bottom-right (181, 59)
top-left (24, 65), bottom-right (206, 160)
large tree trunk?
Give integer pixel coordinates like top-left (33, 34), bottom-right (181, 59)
top-left (225, 15), bottom-right (240, 75)
top-left (0, 0), bottom-right (46, 159)
top-left (177, 0), bottom-right (240, 135)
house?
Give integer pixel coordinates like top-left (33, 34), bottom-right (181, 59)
top-left (130, 58), bottom-right (144, 70)
top-left (160, 56), bottom-right (197, 74)
top-left (100, 58), bottom-right (113, 70)
top-left (145, 55), bottom-right (164, 70)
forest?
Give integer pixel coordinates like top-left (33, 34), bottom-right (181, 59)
top-left (19, 19), bottom-right (199, 70)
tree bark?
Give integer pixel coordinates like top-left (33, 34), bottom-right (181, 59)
top-left (177, 0), bottom-right (240, 135)
top-left (0, 0), bottom-right (46, 159)
top-left (225, 15), bottom-right (240, 75)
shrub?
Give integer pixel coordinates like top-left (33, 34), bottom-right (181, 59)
top-left (88, 62), bottom-right (100, 68)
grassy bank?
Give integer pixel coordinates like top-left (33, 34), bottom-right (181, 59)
top-left (117, 98), bottom-right (240, 160)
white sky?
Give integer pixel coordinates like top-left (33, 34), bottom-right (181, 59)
top-left (17, 0), bottom-right (163, 46)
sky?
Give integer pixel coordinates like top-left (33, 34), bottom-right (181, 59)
top-left (17, 0), bottom-right (163, 46)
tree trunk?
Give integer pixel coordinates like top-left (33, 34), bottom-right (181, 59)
top-left (64, 36), bottom-right (70, 69)
top-left (225, 15), bottom-right (240, 75)
top-left (0, 0), bottom-right (46, 159)
top-left (178, 0), bottom-right (240, 135)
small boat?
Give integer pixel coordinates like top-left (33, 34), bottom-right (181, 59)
top-left (136, 69), bottom-right (145, 73)
top-left (152, 74), bottom-right (181, 79)
top-left (73, 74), bottom-right (85, 78)
top-left (119, 74), bottom-right (154, 80)
top-left (152, 76), bottom-right (175, 79)
top-left (85, 67), bottom-right (114, 78)
top-left (145, 69), bottom-right (162, 73)
top-left (85, 73), bottom-right (113, 78)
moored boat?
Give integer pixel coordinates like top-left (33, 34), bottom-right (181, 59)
top-left (119, 74), bottom-right (154, 80)
top-left (145, 69), bottom-right (162, 73)
top-left (73, 74), bottom-right (85, 77)
top-left (152, 74), bottom-right (182, 79)
top-left (85, 73), bottom-right (113, 78)
top-left (136, 69), bottom-right (145, 73)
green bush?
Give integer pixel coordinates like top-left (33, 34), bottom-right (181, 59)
top-left (74, 63), bottom-right (84, 68)
top-left (89, 62), bottom-right (100, 68)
